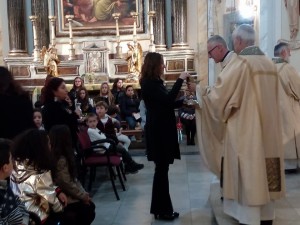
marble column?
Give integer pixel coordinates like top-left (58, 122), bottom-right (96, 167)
top-left (32, 0), bottom-right (50, 49)
top-left (171, 0), bottom-right (189, 49)
top-left (151, 0), bottom-right (166, 50)
top-left (7, 0), bottom-right (27, 56)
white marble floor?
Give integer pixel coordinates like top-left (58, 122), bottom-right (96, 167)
top-left (88, 144), bottom-right (300, 225)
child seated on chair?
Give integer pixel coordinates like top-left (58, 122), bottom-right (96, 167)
top-left (120, 85), bottom-right (142, 130)
top-left (86, 112), bottom-right (144, 174)
top-left (49, 125), bottom-right (95, 225)
top-left (107, 105), bottom-right (131, 151)
top-left (0, 139), bottom-right (29, 225)
top-left (179, 93), bottom-right (196, 145)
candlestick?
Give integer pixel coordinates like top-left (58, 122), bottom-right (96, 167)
top-left (29, 15), bottom-right (40, 62)
top-left (148, 11), bottom-right (156, 52)
top-left (48, 16), bottom-right (57, 49)
top-left (130, 12), bottom-right (138, 43)
top-left (113, 13), bottom-right (122, 59)
top-left (65, 15), bottom-right (76, 61)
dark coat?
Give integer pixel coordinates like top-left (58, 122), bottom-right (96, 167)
top-left (120, 95), bottom-right (140, 117)
top-left (0, 94), bottom-right (35, 139)
top-left (141, 78), bottom-right (184, 164)
top-left (42, 101), bottom-right (79, 147)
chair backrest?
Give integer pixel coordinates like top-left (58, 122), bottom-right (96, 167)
top-left (78, 129), bottom-right (92, 151)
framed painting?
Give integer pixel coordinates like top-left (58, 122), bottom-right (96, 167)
top-left (56, 0), bottom-right (145, 37)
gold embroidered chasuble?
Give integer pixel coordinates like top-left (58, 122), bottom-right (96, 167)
top-left (196, 46), bottom-right (285, 206)
top-left (274, 58), bottom-right (300, 160)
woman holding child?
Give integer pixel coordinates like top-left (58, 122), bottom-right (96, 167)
top-left (140, 52), bottom-right (189, 221)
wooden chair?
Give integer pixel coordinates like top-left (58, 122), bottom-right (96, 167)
top-left (77, 128), bottom-right (126, 200)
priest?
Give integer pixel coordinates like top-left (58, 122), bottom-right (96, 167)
top-left (189, 24), bottom-right (285, 225)
top-left (273, 42), bottom-right (300, 173)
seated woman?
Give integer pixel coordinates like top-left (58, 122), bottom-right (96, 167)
top-left (10, 129), bottom-right (69, 225)
top-left (69, 77), bottom-right (84, 104)
top-left (75, 87), bottom-right (94, 115)
top-left (94, 82), bottom-right (115, 106)
top-left (111, 78), bottom-right (125, 106)
top-left (120, 85), bottom-right (141, 130)
top-left (49, 125), bottom-right (95, 225)
top-left (42, 77), bottom-right (81, 149)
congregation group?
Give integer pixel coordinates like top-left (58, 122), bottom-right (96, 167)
top-left (0, 51), bottom-right (196, 224)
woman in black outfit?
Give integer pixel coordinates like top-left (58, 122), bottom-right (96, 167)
top-left (42, 77), bottom-right (81, 148)
top-left (0, 67), bottom-right (35, 139)
top-left (111, 78), bottom-right (125, 106)
top-left (140, 53), bottom-right (189, 221)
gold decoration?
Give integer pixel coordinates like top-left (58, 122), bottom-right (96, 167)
top-left (126, 42), bottom-right (143, 83)
top-left (41, 46), bottom-right (60, 77)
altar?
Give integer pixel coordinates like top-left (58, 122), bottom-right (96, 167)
top-left (3, 0), bottom-right (197, 90)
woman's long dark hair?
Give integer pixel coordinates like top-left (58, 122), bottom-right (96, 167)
top-left (140, 52), bottom-right (163, 82)
top-left (11, 129), bottom-right (54, 172)
top-left (0, 66), bottom-right (27, 96)
top-left (49, 125), bottom-right (77, 180)
top-left (43, 77), bottom-right (65, 104)
top-left (112, 78), bottom-right (124, 92)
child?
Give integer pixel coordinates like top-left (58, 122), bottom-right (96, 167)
top-left (94, 82), bottom-right (115, 106)
top-left (49, 125), bottom-right (95, 225)
top-left (10, 129), bottom-right (70, 225)
top-left (33, 108), bottom-right (45, 130)
top-left (74, 87), bottom-right (94, 114)
top-left (120, 85), bottom-right (141, 129)
top-left (87, 111), bottom-right (143, 174)
top-left (179, 94), bottom-right (196, 145)
top-left (107, 105), bottom-right (131, 151)
top-left (0, 139), bottom-right (29, 225)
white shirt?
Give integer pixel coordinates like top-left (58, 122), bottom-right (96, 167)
top-left (87, 127), bottom-right (110, 149)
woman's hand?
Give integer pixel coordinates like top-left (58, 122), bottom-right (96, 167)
top-left (74, 109), bottom-right (82, 117)
top-left (179, 72), bottom-right (190, 80)
top-left (82, 193), bottom-right (91, 205)
top-left (58, 192), bottom-right (68, 207)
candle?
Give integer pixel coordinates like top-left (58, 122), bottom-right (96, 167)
top-left (116, 21), bottom-right (120, 36)
top-left (130, 12), bottom-right (138, 36)
top-left (69, 24), bottom-right (73, 39)
top-left (133, 20), bottom-right (136, 36)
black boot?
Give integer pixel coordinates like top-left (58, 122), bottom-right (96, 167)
top-left (186, 132), bottom-right (191, 145)
top-left (261, 220), bottom-right (273, 225)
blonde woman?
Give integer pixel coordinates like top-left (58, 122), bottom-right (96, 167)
top-left (94, 82), bottom-right (115, 106)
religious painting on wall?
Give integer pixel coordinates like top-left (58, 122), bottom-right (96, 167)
top-left (56, 0), bottom-right (145, 37)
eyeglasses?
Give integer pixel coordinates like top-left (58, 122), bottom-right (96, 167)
top-left (208, 45), bottom-right (219, 55)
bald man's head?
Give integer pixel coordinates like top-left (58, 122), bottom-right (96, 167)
top-left (232, 24), bottom-right (255, 54)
